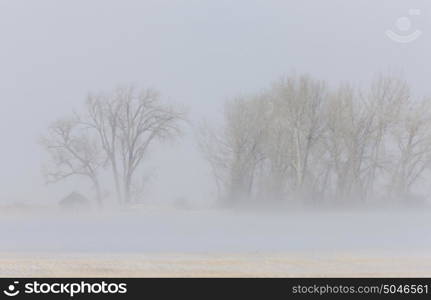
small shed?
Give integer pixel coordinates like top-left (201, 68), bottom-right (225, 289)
top-left (59, 192), bottom-right (91, 211)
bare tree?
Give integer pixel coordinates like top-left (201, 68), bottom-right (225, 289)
top-left (198, 122), bottom-right (230, 202)
top-left (41, 117), bottom-right (105, 206)
top-left (267, 75), bottom-right (327, 201)
top-left (199, 95), bottom-right (269, 205)
top-left (325, 84), bottom-right (379, 202)
top-left (85, 91), bottom-right (124, 203)
top-left (388, 99), bottom-right (431, 198)
top-left (362, 75), bottom-right (409, 199)
top-left (85, 86), bottom-right (184, 204)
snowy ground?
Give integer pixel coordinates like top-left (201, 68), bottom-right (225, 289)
top-left (0, 208), bottom-right (430, 276)
top-left (2, 252), bottom-right (431, 277)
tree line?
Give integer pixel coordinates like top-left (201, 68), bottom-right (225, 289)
top-left (199, 74), bottom-right (431, 207)
top-left (41, 73), bottom-right (431, 208)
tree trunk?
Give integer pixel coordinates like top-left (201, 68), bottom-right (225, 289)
top-left (110, 157), bottom-right (123, 204)
top-left (94, 178), bottom-right (103, 209)
top-left (123, 174), bottom-right (132, 204)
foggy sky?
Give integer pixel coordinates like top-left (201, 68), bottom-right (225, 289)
top-left (1, 0), bottom-right (430, 203)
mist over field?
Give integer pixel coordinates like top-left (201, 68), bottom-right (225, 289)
top-left (1, 0), bottom-right (431, 276)
top-left (1, 209), bottom-right (430, 254)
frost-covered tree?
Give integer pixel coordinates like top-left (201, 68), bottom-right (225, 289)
top-left (199, 95), bottom-right (269, 205)
top-left (201, 73), bottom-right (431, 207)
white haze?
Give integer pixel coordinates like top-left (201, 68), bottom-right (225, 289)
top-left (1, 0), bottom-right (431, 203)
top-left (1, 0), bottom-right (431, 266)
top-left (1, 209), bottom-right (430, 255)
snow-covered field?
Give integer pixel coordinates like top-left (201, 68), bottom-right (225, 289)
top-left (2, 252), bottom-right (431, 277)
top-left (0, 208), bottom-right (430, 276)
